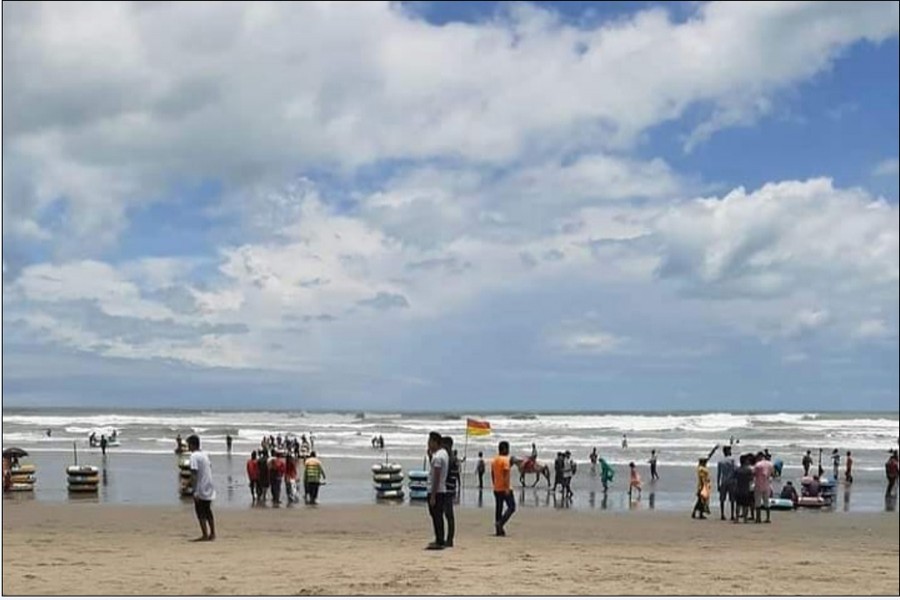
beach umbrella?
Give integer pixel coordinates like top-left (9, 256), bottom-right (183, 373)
top-left (2, 447), bottom-right (29, 459)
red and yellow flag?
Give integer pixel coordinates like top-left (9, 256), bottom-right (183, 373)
top-left (466, 417), bottom-right (491, 437)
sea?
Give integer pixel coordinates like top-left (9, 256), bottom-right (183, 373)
top-left (3, 409), bottom-right (899, 514)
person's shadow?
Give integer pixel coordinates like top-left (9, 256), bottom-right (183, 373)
top-left (885, 494), bottom-right (897, 513)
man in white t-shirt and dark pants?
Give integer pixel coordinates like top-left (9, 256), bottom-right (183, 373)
top-left (426, 431), bottom-right (449, 551)
top-left (188, 434), bottom-right (216, 542)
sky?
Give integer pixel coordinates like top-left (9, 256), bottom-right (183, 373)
top-left (1, 1), bottom-right (898, 412)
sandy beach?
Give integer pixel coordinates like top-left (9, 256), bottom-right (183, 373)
top-left (3, 501), bottom-right (898, 596)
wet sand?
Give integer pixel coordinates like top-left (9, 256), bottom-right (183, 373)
top-left (2, 501), bottom-right (898, 595)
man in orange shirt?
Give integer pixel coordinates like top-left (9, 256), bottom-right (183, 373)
top-left (492, 440), bottom-right (517, 537)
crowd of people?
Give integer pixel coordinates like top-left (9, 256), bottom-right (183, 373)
top-left (169, 430), bottom-right (900, 546)
top-left (244, 434), bottom-right (325, 506)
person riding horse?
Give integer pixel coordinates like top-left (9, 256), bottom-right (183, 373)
top-left (524, 443), bottom-right (538, 471)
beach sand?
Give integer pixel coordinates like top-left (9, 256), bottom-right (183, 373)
top-left (3, 502), bottom-right (898, 596)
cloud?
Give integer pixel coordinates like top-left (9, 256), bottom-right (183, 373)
top-left (652, 178), bottom-right (898, 299)
top-left (357, 292), bottom-right (410, 311)
top-left (5, 175), bottom-right (895, 373)
top-left (873, 157), bottom-right (900, 177)
top-left (4, 1), bottom-right (898, 250)
top-left (557, 330), bottom-right (627, 355)
top-left (782, 308), bottom-right (831, 338)
top-left (853, 319), bottom-right (893, 340)
top-left (2, 2), bottom-right (898, 409)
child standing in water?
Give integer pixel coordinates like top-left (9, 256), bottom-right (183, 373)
top-left (628, 462), bottom-right (642, 499)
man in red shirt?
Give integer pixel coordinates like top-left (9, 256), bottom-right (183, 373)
top-left (270, 453), bottom-right (286, 505)
top-left (285, 455), bottom-right (298, 503)
top-left (246, 451), bottom-right (259, 503)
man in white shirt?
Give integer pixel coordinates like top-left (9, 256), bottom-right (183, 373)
top-left (188, 434), bottom-right (216, 542)
top-left (426, 431), bottom-right (449, 550)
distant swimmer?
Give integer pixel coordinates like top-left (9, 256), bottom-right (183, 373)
top-left (622, 434), bottom-right (628, 449)
top-left (46, 429), bottom-right (52, 437)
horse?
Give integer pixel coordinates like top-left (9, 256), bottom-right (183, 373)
top-left (515, 457), bottom-right (552, 488)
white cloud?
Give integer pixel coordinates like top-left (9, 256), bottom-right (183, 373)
top-left (853, 318), bottom-right (892, 340)
top-left (5, 174), bottom-right (897, 372)
top-left (783, 308), bottom-right (831, 338)
top-left (556, 330), bottom-right (628, 355)
top-left (2, 2), bottom-right (898, 398)
top-left (652, 178), bottom-right (899, 298)
top-left (873, 157), bottom-right (900, 177)
top-left (4, 1), bottom-right (897, 249)
top-left (13, 261), bottom-right (175, 321)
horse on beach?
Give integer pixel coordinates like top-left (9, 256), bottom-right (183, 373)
top-left (516, 457), bottom-right (552, 487)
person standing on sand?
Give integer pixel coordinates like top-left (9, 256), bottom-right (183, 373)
top-left (476, 451), bottom-right (486, 490)
top-left (100, 435), bottom-right (108, 456)
top-left (753, 451), bottom-right (773, 524)
top-left (271, 452), bottom-right (286, 505)
top-left (717, 446), bottom-right (736, 521)
top-left (492, 440), bottom-right (516, 537)
top-left (649, 449), bottom-right (659, 481)
top-left (802, 450), bottom-right (813, 477)
top-left (285, 453), bottom-right (298, 503)
top-left (426, 431), bottom-right (449, 550)
top-left (589, 448), bottom-right (598, 476)
top-left (304, 451), bottom-right (325, 505)
top-left (845, 451), bottom-right (854, 484)
top-left (442, 437), bottom-right (458, 547)
top-left (734, 455), bottom-right (753, 523)
top-left (886, 451), bottom-right (899, 496)
top-left (226, 434), bottom-right (233, 454)
top-left (187, 434), bottom-right (216, 541)
top-left (690, 457), bottom-right (711, 519)
top-left (246, 451), bottom-right (259, 502)
top-left (256, 450), bottom-right (269, 503)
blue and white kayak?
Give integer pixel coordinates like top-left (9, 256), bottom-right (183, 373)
top-left (768, 498), bottom-right (795, 511)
